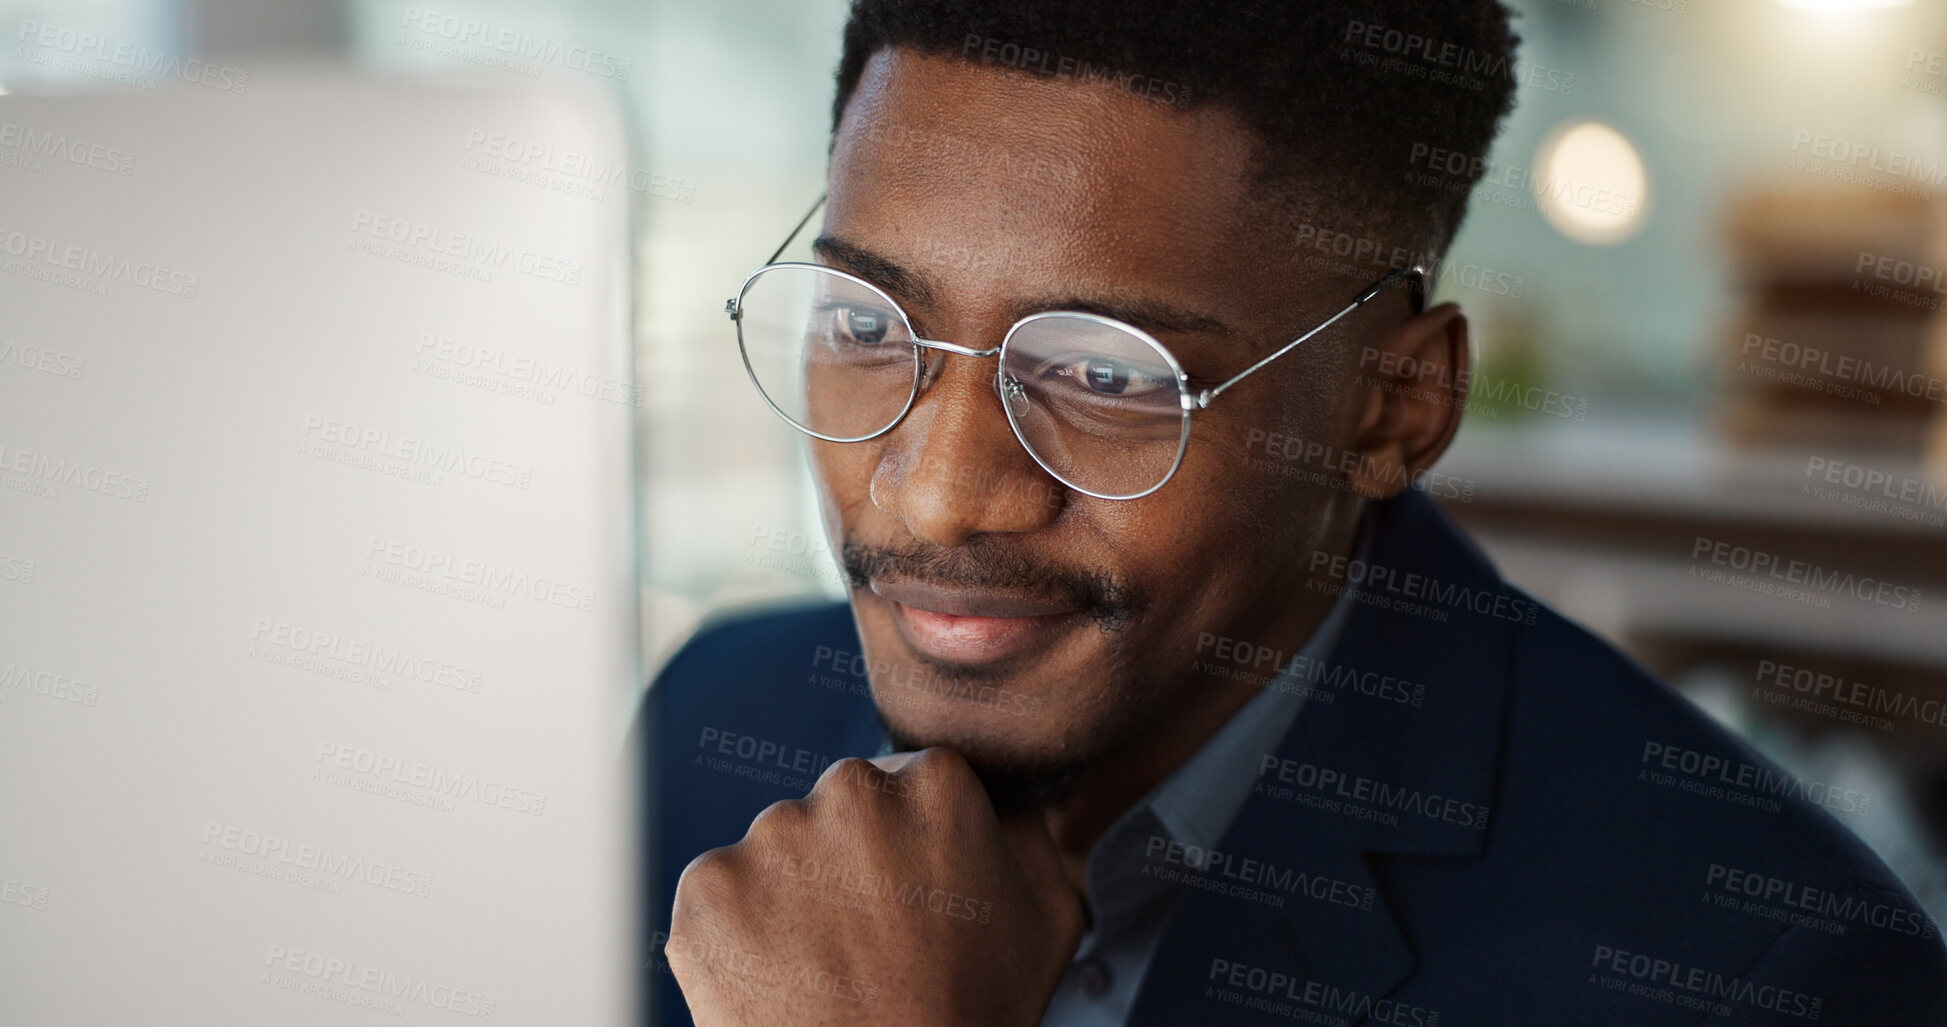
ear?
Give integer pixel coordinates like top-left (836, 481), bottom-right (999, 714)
top-left (1342, 302), bottom-right (1470, 500)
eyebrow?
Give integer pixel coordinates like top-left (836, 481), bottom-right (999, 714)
top-left (811, 235), bottom-right (940, 311)
top-left (810, 234), bottom-right (1238, 340)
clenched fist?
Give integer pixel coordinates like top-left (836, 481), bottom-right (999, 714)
top-left (667, 748), bottom-right (1088, 1026)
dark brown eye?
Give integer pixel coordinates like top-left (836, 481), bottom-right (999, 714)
top-left (845, 308), bottom-right (889, 344)
top-left (1036, 354), bottom-right (1170, 399)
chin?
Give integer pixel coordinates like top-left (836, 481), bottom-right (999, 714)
top-left (873, 697), bottom-right (1095, 816)
top-left (870, 677), bottom-right (1071, 761)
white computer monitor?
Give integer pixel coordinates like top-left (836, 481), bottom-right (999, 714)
top-left (0, 68), bottom-right (637, 1027)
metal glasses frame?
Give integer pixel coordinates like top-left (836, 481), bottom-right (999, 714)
top-left (726, 193), bottom-right (1428, 500)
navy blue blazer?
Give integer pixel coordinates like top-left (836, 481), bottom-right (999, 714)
top-left (638, 489), bottom-right (1947, 1025)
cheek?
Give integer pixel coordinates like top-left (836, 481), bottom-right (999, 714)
top-left (1164, 406), bottom-right (1344, 561)
top-left (807, 442), bottom-right (880, 562)
top-left (810, 440), bottom-right (880, 516)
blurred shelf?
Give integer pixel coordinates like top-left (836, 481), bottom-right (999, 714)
top-left (1437, 417), bottom-right (1947, 674)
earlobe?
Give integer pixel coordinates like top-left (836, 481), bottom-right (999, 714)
top-left (1342, 303), bottom-right (1470, 500)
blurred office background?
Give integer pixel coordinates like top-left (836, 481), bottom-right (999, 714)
top-left (7, 0), bottom-right (1945, 919)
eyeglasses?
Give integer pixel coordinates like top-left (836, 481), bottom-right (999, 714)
top-left (725, 194), bottom-right (1426, 500)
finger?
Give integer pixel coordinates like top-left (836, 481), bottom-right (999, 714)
top-left (868, 751), bottom-right (919, 774)
top-left (997, 812), bottom-right (1090, 935)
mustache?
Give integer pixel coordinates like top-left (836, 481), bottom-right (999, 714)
top-left (842, 538), bottom-right (1146, 631)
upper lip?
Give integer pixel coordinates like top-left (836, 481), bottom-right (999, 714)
top-left (871, 578), bottom-right (1077, 619)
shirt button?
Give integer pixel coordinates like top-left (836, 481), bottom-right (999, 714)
top-left (1075, 957), bottom-right (1112, 998)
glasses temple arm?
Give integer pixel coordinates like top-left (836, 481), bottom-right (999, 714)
top-left (766, 193), bottom-right (829, 266)
top-left (1195, 265), bottom-right (1426, 407)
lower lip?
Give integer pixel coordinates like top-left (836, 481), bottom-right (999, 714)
top-left (891, 603), bottom-right (1073, 664)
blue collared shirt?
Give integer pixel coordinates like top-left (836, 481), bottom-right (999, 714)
top-left (1039, 567), bottom-right (1360, 1027)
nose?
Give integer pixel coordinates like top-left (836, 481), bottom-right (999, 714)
top-left (869, 352), bottom-right (1065, 547)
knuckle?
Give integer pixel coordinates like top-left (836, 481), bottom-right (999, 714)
top-left (903, 745), bottom-right (977, 788)
top-left (745, 796), bottom-right (808, 837)
top-left (673, 846), bottom-right (739, 906)
top-left (669, 850), bottom-right (746, 968)
top-left (896, 747), bottom-right (985, 816)
top-left (816, 755), bottom-right (882, 794)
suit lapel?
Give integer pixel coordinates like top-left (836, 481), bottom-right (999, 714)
top-left (1129, 491), bottom-right (1519, 1026)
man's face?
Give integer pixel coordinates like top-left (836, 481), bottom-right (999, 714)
top-left (811, 48), bottom-right (1398, 798)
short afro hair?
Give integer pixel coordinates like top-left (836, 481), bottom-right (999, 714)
top-left (831, 0), bottom-right (1520, 262)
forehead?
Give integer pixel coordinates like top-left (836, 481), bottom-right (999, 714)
top-left (826, 49), bottom-right (1287, 315)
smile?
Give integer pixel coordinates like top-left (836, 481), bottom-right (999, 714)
top-left (869, 578), bottom-right (1081, 664)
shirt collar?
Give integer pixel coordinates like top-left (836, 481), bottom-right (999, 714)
top-left (1146, 545), bottom-right (1361, 852)
top-left (1080, 514), bottom-right (1372, 928)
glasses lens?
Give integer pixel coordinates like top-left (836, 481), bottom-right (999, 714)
top-left (1000, 314), bottom-right (1188, 499)
top-left (737, 265), bottom-right (919, 441)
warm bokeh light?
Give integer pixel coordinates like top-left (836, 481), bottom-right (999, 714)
top-left (1532, 120), bottom-right (1649, 247)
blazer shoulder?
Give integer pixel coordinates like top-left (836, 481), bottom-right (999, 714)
top-left (657, 600), bottom-right (855, 676)
top-left (651, 600), bottom-right (854, 697)
top-left (1501, 598), bottom-right (1913, 896)
top-left (630, 600), bottom-right (866, 753)
top-left (1739, 881), bottom-right (1947, 1023)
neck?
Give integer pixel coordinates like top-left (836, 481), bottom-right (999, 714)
top-left (1039, 504), bottom-right (1364, 896)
